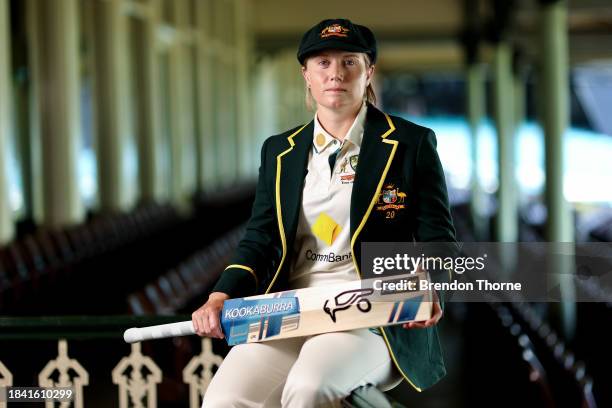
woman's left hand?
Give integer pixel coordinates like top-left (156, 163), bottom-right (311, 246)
top-left (402, 291), bottom-right (443, 329)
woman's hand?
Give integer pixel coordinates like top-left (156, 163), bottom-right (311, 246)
top-left (192, 292), bottom-right (230, 339)
top-left (402, 290), bottom-right (443, 329)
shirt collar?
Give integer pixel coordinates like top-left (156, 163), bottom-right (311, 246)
top-left (312, 102), bottom-right (367, 154)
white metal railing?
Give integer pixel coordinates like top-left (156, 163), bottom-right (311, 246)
top-left (1, 337), bottom-right (223, 407)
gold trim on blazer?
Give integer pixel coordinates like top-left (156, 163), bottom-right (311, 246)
top-left (224, 264), bottom-right (259, 290)
top-left (265, 124), bottom-right (309, 294)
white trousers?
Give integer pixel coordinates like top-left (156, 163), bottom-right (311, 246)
top-left (201, 329), bottom-right (402, 408)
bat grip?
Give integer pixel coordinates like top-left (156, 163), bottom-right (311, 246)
top-left (123, 320), bottom-right (196, 343)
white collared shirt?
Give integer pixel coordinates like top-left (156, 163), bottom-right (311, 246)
top-left (289, 103), bottom-right (367, 288)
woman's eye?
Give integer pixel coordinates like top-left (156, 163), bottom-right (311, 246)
top-left (318, 60), bottom-right (329, 66)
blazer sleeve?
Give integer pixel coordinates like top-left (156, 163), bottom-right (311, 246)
top-left (212, 138), bottom-right (281, 298)
top-left (413, 129), bottom-right (459, 305)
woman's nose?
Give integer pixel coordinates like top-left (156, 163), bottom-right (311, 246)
top-left (329, 61), bottom-right (345, 81)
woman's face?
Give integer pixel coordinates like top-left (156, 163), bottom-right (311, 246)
top-left (302, 49), bottom-right (374, 112)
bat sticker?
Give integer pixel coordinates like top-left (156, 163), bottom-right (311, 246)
top-left (323, 288), bottom-right (374, 322)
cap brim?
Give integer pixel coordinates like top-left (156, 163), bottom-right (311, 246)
top-left (298, 40), bottom-right (370, 64)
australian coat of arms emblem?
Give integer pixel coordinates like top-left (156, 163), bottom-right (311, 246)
top-left (376, 183), bottom-right (406, 212)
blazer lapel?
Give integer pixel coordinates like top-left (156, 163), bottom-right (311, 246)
top-left (278, 121), bottom-right (313, 247)
top-left (350, 105), bottom-right (398, 242)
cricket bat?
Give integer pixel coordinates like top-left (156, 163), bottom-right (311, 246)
top-left (123, 272), bottom-right (432, 345)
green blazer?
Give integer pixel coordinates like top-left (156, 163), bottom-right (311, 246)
top-left (213, 103), bottom-right (458, 392)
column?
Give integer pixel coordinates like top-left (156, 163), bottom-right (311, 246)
top-left (253, 57), bottom-right (280, 152)
top-left (31, 0), bottom-right (84, 227)
top-left (167, 0), bottom-right (196, 207)
top-left (0, 0), bottom-right (15, 244)
top-left (493, 42), bottom-right (518, 243)
top-left (25, 0), bottom-right (44, 224)
top-left (540, 0), bottom-right (575, 339)
top-left (132, 0), bottom-right (164, 203)
top-left (195, 0), bottom-right (217, 191)
top-left (91, 0), bottom-right (132, 212)
top-left (213, 0), bottom-right (237, 186)
top-left (235, 0), bottom-right (255, 178)
top-left (466, 62), bottom-right (489, 241)
top-left (462, 0), bottom-right (488, 241)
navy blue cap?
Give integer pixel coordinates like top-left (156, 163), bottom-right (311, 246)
top-left (297, 18), bottom-right (377, 65)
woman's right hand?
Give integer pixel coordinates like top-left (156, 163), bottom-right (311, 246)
top-left (192, 292), bottom-right (230, 339)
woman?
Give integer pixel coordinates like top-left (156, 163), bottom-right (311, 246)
top-left (192, 18), bottom-right (457, 407)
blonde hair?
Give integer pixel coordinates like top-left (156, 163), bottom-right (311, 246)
top-left (303, 53), bottom-right (377, 111)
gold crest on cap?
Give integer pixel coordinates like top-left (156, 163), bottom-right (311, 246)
top-left (320, 24), bottom-right (349, 38)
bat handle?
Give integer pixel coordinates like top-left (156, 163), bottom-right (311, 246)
top-left (123, 328), bottom-right (141, 343)
top-left (123, 320), bottom-right (196, 343)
